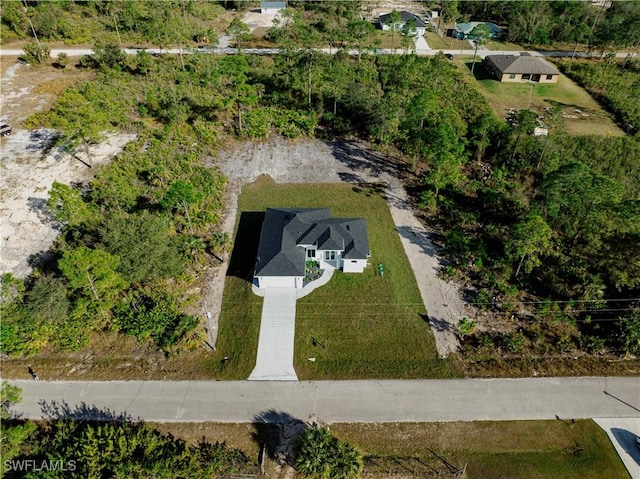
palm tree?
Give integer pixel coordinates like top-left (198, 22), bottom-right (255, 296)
top-left (294, 424), bottom-right (363, 479)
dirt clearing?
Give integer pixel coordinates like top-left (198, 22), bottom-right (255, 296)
top-left (0, 60), bottom-right (134, 278)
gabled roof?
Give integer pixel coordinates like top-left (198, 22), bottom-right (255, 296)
top-left (455, 21), bottom-right (503, 36)
top-left (379, 11), bottom-right (427, 28)
top-left (255, 208), bottom-right (369, 277)
top-left (486, 54), bottom-right (559, 75)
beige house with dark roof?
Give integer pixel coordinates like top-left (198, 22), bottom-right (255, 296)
top-left (485, 53), bottom-right (560, 83)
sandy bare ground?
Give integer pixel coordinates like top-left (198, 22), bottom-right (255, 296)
top-left (214, 137), bottom-right (468, 357)
top-left (0, 61), bottom-right (134, 278)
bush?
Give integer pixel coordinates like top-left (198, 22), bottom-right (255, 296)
top-left (295, 424), bottom-right (363, 479)
top-left (22, 41), bottom-right (50, 64)
top-left (457, 317), bottom-right (477, 338)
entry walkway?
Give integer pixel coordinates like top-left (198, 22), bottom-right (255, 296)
top-left (248, 288), bottom-right (298, 381)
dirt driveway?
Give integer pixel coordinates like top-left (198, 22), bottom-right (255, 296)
top-left (213, 137), bottom-right (469, 357)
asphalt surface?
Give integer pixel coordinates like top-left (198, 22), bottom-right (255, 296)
top-left (7, 377), bottom-right (639, 423)
top-left (0, 46), bottom-right (637, 59)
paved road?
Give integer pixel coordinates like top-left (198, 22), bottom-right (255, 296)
top-left (7, 377), bottom-right (639, 423)
top-left (1, 46), bottom-right (637, 59)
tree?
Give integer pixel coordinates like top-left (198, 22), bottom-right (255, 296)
top-left (470, 24), bottom-right (491, 74)
top-left (620, 309), bottom-right (640, 356)
top-left (40, 84), bottom-right (114, 166)
top-left (48, 181), bottom-right (93, 228)
top-left (422, 118), bottom-right (466, 204)
top-left (542, 162), bottom-right (623, 245)
top-left (59, 246), bottom-right (127, 314)
top-left (161, 180), bottom-right (203, 234)
top-left (100, 211), bottom-right (183, 284)
top-left (439, 0), bottom-right (459, 39)
top-left (0, 382), bottom-right (21, 420)
top-left (388, 9), bottom-right (402, 53)
top-left (506, 214), bottom-right (553, 277)
top-left (400, 19), bottom-right (417, 53)
top-left (346, 19), bottom-right (375, 65)
top-left (225, 18), bottom-right (250, 51)
top-left (295, 424), bottom-right (363, 479)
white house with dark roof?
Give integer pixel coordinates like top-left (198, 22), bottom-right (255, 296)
top-left (260, 1), bottom-right (286, 14)
top-left (254, 208), bottom-right (370, 289)
top-left (378, 11), bottom-right (427, 37)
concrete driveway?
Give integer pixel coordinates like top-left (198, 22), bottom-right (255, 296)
top-left (594, 417), bottom-right (640, 479)
top-left (248, 288), bottom-right (298, 381)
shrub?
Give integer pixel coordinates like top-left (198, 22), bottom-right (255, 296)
top-left (295, 424), bottom-right (363, 479)
top-left (457, 317), bottom-right (477, 338)
top-left (22, 41), bottom-right (50, 64)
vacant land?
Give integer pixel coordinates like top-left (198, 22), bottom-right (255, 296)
top-left (463, 62), bottom-right (624, 136)
top-left (153, 419), bottom-right (627, 479)
top-left (215, 177), bottom-right (460, 380)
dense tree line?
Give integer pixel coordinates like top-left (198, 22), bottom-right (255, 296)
top-left (457, 0), bottom-right (640, 49)
top-left (0, 386), bottom-right (253, 479)
top-left (0, 0), bottom-right (224, 46)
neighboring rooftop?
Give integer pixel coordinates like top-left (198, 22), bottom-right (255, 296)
top-left (454, 21), bottom-right (503, 38)
top-left (379, 11), bottom-right (427, 28)
top-left (486, 54), bottom-right (560, 75)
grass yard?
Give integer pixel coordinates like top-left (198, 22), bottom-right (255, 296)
top-left (331, 420), bottom-right (629, 479)
top-left (425, 31), bottom-right (471, 52)
top-left (484, 39), bottom-right (524, 51)
top-left (461, 61), bottom-right (624, 136)
top-left (215, 176), bottom-right (460, 380)
top-left (154, 419), bottom-right (628, 479)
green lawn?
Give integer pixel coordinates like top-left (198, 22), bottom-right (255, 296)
top-left (425, 31), bottom-right (471, 51)
top-left (213, 176), bottom-right (461, 380)
top-left (462, 61), bottom-right (624, 136)
top-left (331, 419), bottom-right (629, 479)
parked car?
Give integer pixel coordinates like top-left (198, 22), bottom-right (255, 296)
top-left (444, 53), bottom-right (454, 61)
top-left (0, 124), bottom-right (11, 137)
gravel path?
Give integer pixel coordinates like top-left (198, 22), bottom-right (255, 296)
top-left (212, 137), bottom-right (466, 356)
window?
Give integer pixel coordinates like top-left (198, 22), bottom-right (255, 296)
top-left (307, 249), bottom-right (315, 258)
top-left (325, 251), bottom-right (336, 261)
top-left (546, 74), bottom-right (553, 80)
top-left (508, 73), bottom-right (516, 79)
top-left (351, 260), bottom-right (357, 263)
top-left (522, 74), bottom-right (531, 81)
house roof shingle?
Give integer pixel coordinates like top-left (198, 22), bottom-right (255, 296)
top-left (455, 21), bottom-right (503, 37)
top-left (379, 11), bottom-right (426, 28)
top-left (255, 208), bottom-right (369, 277)
top-left (486, 54), bottom-right (560, 75)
